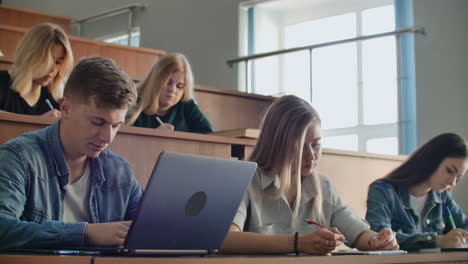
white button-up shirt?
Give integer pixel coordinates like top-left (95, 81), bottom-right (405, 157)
top-left (233, 169), bottom-right (369, 247)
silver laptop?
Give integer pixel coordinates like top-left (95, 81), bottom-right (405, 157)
top-left (122, 151), bottom-right (256, 255)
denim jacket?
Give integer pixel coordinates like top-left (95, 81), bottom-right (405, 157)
top-left (366, 180), bottom-right (468, 251)
top-left (0, 121), bottom-right (143, 250)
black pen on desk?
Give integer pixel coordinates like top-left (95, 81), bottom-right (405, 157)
top-left (45, 99), bottom-right (54, 111)
top-left (304, 219), bottom-right (348, 243)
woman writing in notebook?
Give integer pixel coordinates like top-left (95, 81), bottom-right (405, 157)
top-left (366, 133), bottom-right (468, 251)
top-left (221, 95), bottom-right (399, 255)
top-left (126, 53), bottom-right (214, 134)
top-left (0, 23), bottom-right (73, 118)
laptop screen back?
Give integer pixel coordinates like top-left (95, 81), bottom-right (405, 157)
top-left (124, 151), bottom-right (256, 252)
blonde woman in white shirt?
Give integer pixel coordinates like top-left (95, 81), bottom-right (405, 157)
top-left (221, 95), bottom-right (399, 255)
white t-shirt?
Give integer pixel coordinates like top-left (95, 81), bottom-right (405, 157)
top-left (410, 193), bottom-right (428, 232)
top-left (63, 162), bottom-right (91, 223)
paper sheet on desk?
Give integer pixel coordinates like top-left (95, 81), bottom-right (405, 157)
top-left (331, 249), bottom-right (407, 255)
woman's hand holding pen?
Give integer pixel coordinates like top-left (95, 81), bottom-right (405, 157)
top-left (298, 228), bottom-right (346, 255)
top-left (41, 98), bottom-right (61, 120)
top-left (436, 229), bottom-right (468, 248)
top-left (368, 228), bottom-right (399, 250)
top-left (40, 109), bottom-right (61, 120)
top-left (155, 116), bottom-right (174, 131)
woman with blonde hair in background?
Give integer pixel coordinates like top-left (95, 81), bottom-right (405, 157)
top-left (221, 95), bottom-right (399, 255)
top-left (0, 23), bottom-right (73, 118)
top-left (127, 53), bottom-right (213, 134)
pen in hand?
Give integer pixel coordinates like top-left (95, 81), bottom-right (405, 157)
top-left (305, 219), bottom-right (325, 228)
top-left (45, 99), bottom-right (54, 111)
top-left (304, 219), bottom-right (348, 243)
top-left (155, 116), bottom-right (164, 126)
top-left (445, 206), bottom-right (457, 229)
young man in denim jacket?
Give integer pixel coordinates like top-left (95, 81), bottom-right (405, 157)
top-left (0, 56), bottom-right (143, 250)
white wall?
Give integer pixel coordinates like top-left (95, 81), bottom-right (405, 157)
top-left (413, 0), bottom-right (468, 213)
top-left (4, 0), bottom-right (243, 91)
top-left (413, 0), bottom-right (468, 143)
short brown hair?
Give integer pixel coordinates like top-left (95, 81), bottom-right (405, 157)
top-left (64, 56), bottom-right (137, 109)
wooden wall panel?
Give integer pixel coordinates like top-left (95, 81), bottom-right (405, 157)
top-left (0, 5), bottom-right (73, 34)
top-left (194, 85), bottom-right (275, 131)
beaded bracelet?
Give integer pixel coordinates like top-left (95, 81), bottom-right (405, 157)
top-left (294, 232), bottom-right (299, 256)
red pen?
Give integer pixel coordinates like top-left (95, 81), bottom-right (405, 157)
top-left (304, 219), bottom-right (348, 243)
top-left (304, 219), bottom-right (325, 228)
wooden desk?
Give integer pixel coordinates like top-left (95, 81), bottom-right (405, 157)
top-left (0, 112), bottom-right (256, 188)
top-left (98, 252), bottom-right (467, 264)
top-left (0, 55), bottom-right (13, 70)
top-left (211, 128), bottom-right (260, 139)
top-left (1, 251), bottom-right (467, 264)
top-left (0, 4), bottom-right (74, 34)
top-left (0, 254), bottom-right (91, 264)
top-left (195, 86), bottom-right (275, 131)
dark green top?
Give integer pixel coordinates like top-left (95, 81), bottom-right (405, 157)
top-left (0, 70), bottom-right (59, 115)
top-left (132, 99), bottom-right (214, 134)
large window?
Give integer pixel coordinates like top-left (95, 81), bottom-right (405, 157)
top-left (240, 0), bottom-right (400, 155)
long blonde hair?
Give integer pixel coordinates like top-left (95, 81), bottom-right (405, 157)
top-left (250, 95), bottom-right (324, 221)
top-left (127, 53), bottom-right (194, 125)
top-left (10, 23), bottom-right (73, 100)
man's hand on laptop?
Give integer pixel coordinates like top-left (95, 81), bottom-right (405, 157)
top-left (84, 221), bottom-right (132, 246)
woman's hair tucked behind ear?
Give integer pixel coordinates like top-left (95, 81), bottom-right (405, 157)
top-left (126, 53), bottom-right (194, 125)
top-left (11, 23), bottom-right (73, 100)
top-left (250, 95), bottom-right (324, 221)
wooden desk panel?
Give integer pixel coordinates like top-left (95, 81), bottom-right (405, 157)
top-left (0, 254), bottom-right (91, 264)
top-left (0, 5), bottom-right (73, 34)
top-left (319, 148), bottom-right (405, 219)
top-left (0, 56), bottom-right (13, 71)
top-left (100, 44), bottom-right (160, 81)
top-left (195, 85), bottom-right (275, 131)
top-left (92, 252), bottom-right (468, 264)
top-left (0, 26), bottom-right (24, 57)
top-left (110, 126), bottom-right (249, 188)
